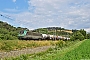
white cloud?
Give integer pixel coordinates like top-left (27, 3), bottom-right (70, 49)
top-left (12, 0), bottom-right (16, 3)
top-left (4, 8), bottom-right (20, 12)
top-left (27, 0), bottom-right (90, 29)
top-left (1, 0), bottom-right (90, 30)
top-left (85, 28), bottom-right (90, 33)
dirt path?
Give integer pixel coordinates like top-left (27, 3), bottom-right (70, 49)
top-left (0, 46), bottom-right (54, 59)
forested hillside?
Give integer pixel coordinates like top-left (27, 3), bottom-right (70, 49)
top-left (0, 21), bottom-right (73, 40)
top-left (32, 27), bottom-right (73, 37)
top-left (0, 21), bottom-right (28, 40)
top-left (33, 27), bottom-right (89, 40)
top-left (0, 21), bottom-right (89, 40)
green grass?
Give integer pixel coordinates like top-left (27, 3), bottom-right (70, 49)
top-left (0, 40), bottom-right (57, 52)
top-left (5, 40), bottom-right (84, 60)
top-left (60, 39), bottom-right (90, 60)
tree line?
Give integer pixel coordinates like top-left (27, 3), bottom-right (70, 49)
top-left (70, 29), bottom-right (90, 41)
top-left (0, 21), bottom-right (28, 40)
top-left (0, 21), bottom-right (90, 40)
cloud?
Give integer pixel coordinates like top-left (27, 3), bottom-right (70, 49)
top-left (27, 0), bottom-right (90, 29)
top-left (85, 28), bottom-right (90, 33)
top-left (12, 0), bottom-right (16, 3)
top-left (1, 0), bottom-right (90, 30)
top-left (4, 8), bottom-right (20, 12)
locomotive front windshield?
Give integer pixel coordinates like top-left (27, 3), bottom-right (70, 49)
top-left (19, 30), bottom-right (24, 34)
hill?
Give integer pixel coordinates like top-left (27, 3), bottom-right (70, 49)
top-left (0, 21), bottom-right (74, 40)
top-left (32, 27), bottom-right (73, 37)
top-left (0, 21), bottom-right (28, 40)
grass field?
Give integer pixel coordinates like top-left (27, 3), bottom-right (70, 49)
top-left (25, 40), bottom-right (84, 60)
top-left (0, 40), bottom-right (57, 52)
top-left (2, 39), bottom-right (90, 60)
top-left (4, 39), bottom-right (86, 60)
top-left (60, 39), bottom-right (90, 60)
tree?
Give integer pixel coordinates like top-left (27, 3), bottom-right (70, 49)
top-left (70, 31), bottom-right (84, 41)
top-left (87, 33), bottom-right (90, 39)
top-left (79, 29), bottom-right (86, 39)
top-left (0, 21), bottom-right (28, 40)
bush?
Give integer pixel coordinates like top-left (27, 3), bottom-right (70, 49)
top-left (70, 31), bottom-right (84, 41)
top-left (56, 40), bottom-right (66, 48)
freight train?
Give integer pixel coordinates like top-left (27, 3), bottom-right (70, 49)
top-left (18, 30), bottom-right (70, 40)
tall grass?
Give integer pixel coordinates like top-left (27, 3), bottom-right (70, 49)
top-left (0, 40), bottom-right (57, 52)
top-left (5, 40), bottom-right (83, 60)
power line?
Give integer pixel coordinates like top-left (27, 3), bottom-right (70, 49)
top-left (0, 14), bottom-right (13, 20)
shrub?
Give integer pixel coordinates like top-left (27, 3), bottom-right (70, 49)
top-left (56, 40), bottom-right (66, 48)
top-left (70, 31), bottom-right (84, 41)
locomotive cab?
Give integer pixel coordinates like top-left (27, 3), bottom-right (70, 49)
top-left (18, 30), bottom-right (27, 39)
top-left (18, 30), bottom-right (43, 40)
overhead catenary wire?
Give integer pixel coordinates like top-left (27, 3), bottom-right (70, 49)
top-left (0, 14), bottom-right (28, 28)
top-left (0, 14), bottom-right (13, 20)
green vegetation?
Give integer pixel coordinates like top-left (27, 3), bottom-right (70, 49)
top-left (87, 33), bottom-right (90, 39)
top-left (5, 40), bottom-right (84, 60)
top-left (32, 27), bottom-right (72, 36)
top-left (60, 39), bottom-right (90, 60)
top-left (1, 21), bottom-right (90, 41)
top-left (79, 29), bottom-right (87, 39)
top-left (0, 21), bottom-right (72, 40)
top-left (0, 21), bottom-right (90, 60)
top-left (5, 39), bottom-right (90, 60)
top-left (0, 28), bottom-right (18, 40)
top-left (70, 29), bottom-right (87, 41)
top-left (0, 40), bottom-right (57, 52)
top-left (55, 40), bottom-right (66, 48)
top-left (0, 21), bottom-right (28, 40)
top-left (70, 31), bottom-right (84, 41)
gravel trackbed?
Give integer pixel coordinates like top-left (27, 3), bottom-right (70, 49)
top-left (0, 46), bottom-right (53, 59)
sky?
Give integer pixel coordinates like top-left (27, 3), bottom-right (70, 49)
top-left (0, 0), bottom-right (90, 32)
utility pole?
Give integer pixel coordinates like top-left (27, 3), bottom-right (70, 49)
top-left (52, 28), bottom-right (54, 40)
top-left (55, 28), bottom-right (56, 40)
